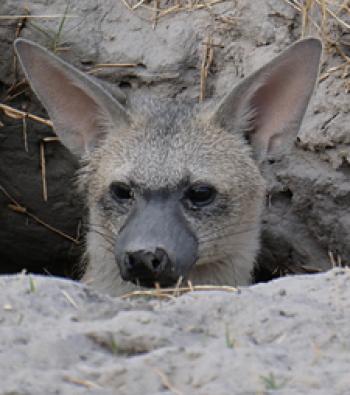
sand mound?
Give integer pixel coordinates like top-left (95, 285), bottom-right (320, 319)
top-left (1, 269), bottom-right (349, 394)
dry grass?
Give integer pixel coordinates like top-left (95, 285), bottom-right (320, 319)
top-left (121, 1), bottom-right (220, 99)
top-left (153, 367), bottom-right (184, 395)
top-left (63, 375), bottom-right (100, 390)
top-left (0, 183), bottom-right (79, 245)
top-left (0, 103), bottom-right (57, 202)
top-left (120, 0), bottom-right (230, 22)
top-left (200, 35), bottom-right (215, 102)
top-left (121, 283), bottom-right (238, 299)
top-left (0, 14), bottom-right (76, 20)
top-left (61, 289), bottom-right (79, 309)
top-left (88, 62), bottom-right (138, 75)
top-left (283, 0), bottom-right (350, 90)
top-left (119, 0), bottom-right (350, 93)
top-left (0, 103), bottom-right (53, 127)
top-left (119, 0), bottom-right (350, 91)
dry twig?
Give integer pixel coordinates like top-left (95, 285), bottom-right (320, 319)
top-left (40, 141), bottom-right (48, 202)
top-left (88, 62), bottom-right (138, 74)
top-left (0, 14), bottom-right (76, 20)
top-left (61, 290), bottom-right (79, 309)
top-left (63, 375), bottom-right (99, 389)
top-left (153, 367), bottom-right (184, 395)
top-left (200, 35), bottom-right (214, 102)
top-left (22, 113), bottom-right (28, 152)
top-left (0, 184), bottom-right (79, 245)
top-left (122, 284), bottom-right (238, 299)
top-left (0, 103), bottom-right (53, 128)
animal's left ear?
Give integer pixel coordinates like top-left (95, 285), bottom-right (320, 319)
top-left (212, 38), bottom-right (322, 161)
top-left (14, 38), bottom-right (130, 157)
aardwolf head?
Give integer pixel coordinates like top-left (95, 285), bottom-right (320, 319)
top-left (15, 38), bottom-right (321, 294)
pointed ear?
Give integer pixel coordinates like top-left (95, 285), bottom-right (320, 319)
top-left (14, 38), bottom-right (130, 156)
top-left (212, 38), bottom-right (322, 161)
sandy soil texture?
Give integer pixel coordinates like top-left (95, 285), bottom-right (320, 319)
top-left (1, 269), bottom-right (349, 395)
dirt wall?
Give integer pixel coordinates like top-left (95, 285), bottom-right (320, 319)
top-left (0, 0), bottom-right (349, 278)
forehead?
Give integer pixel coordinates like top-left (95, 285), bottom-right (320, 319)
top-left (99, 98), bottom-right (252, 190)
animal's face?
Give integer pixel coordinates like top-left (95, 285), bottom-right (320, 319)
top-left (14, 38), bottom-right (321, 290)
top-left (84, 101), bottom-right (265, 286)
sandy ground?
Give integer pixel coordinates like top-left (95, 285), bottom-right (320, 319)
top-left (1, 269), bottom-right (349, 395)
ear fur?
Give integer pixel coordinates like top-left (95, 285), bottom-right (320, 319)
top-left (14, 38), bottom-right (130, 156)
top-left (212, 38), bottom-right (322, 161)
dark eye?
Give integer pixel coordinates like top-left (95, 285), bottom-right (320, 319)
top-left (185, 184), bottom-right (216, 208)
top-left (110, 182), bottom-right (134, 202)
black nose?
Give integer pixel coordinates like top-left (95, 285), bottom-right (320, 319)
top-left (122, 248), bottom-right (175, 287)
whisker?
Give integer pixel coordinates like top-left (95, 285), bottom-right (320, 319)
top-left (88, 228), bottom-right (115, 247)
top-left (199, 225), bottom-right (256, 245)
top-left (196, 252), bottom-right (231, 264)
top-left (85, 222), bottom-right (118, 237)
top-left (199, 219), bottom-right (258, 240)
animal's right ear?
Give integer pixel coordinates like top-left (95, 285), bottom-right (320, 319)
top-left (211, 38), bottom-right (322, 162)
top-left (14, 39), bottom-right (130, 156)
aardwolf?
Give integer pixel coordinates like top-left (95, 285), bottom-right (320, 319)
top-left (14, 38), bottom-right (321, 295)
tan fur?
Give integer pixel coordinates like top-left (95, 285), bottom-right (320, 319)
top-left (14, 38), bottom-right (322, 296)
top-left (80, 111), bottom-right (266, 295)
